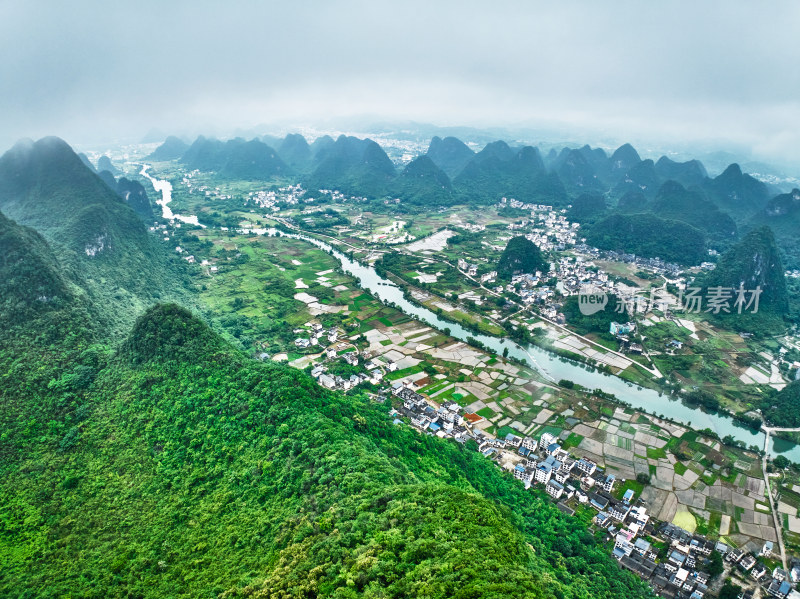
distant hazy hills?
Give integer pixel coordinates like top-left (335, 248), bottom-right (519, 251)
top-left (149, 131), bottom-right (800, 268)
top-left (426, 135), bottom-right (474, 178)
top-left (147, 135), bottom-right (189, 161)
top-left (179, 136), bottom-right (291, 180)
top-left (305, 135), bottom-right (397, 197)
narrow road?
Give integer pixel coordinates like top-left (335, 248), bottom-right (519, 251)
top-left (760, 425), bottom-right (800, 571)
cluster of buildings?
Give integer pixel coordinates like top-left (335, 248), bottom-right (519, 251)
top-left (509, 432), bottom-right (618, 503)
top-left (723, 543), bottom-right (800, 598)
top-left (613, 521), bottom-right (715, 599)
top-left (316, 188), bottom-right (369, 203)
top-left (307, 337), bottom-right (400, 391)
top-left (497, 198), bottom-right (578, 251)
top-left (181, 171), bottom-right (233, 201)
top-left (575, 245), bottom-right (684, 279)
top-left (498, 197), bottom-right (551, 212)
top-left (387, 387), bottom-right (800, 599)
top-left (608, 506), bottom-right (800, 598)
top-left (554, 256), bottom-right (610, 295)
top-left (456, 223), bottom-right (486, 233)
top-left (395, 388), bottom-right (474, 440)
top-left (247, 184), bottom-right (308, 211)
top-left (294, 322), bottom-right (342, 349)
top-left (456, 258), bottom-right (497, 284)
top-left (527, 211), bottom-right (579, 251)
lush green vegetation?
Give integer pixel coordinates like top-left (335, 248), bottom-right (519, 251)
top-left (584, 213), bottom-right (707, 265)
top-left (566, 193), bottom-right (606, 224)
top-left (148, 135), bottom-right (190, 161)
top-left (454, 143), bottom-right (568, 206)
top-left (305, 135), bottom-right (397, 199)
top-left (561, 294), bottom-right (622, 340)
top-left (425, 136), bottom-right (475, 178)
top-left (750, 188), bottom-right (800, 270)
top-left (0, 300), bottom-right (656, 598)
top-left (391, 156), bottom-right (454, 205)
top-left (497, 236), bottom-right (548, 279)
top-left (0, 136), bottom-right (188, 336)
top-left (649, 181), bottom-right (736, 245)
top-left (761, 381), bottom-right (800, 427)
top-left (180, 136), bottom-right (291, 180)
top-left (697, 226), bottom-right (789, 333)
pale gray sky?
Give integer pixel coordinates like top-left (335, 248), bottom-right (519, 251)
top-left (1, 0), bottom-right (798, 167)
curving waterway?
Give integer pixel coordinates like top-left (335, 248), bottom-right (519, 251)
top-left (142, 169), bottom-right (800, 459)
top-left (140, 165), bottom-right (205, 227)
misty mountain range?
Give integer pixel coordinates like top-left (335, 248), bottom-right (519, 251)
top-left (148, 132), bottom-right (800, 267)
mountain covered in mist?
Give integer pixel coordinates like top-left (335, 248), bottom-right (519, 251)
top-left (150, 131), bottom-right (800, 268)
top-left (425, 135), bottom-right (475, 178)
top-left (0, 136), bottom-right (181, 334)
top-left (696, 225), bottom-right (788, 333)
top-left (181, 136), bottom-right (290, 179)
top-left (148, 135), bottom-right (190, 161)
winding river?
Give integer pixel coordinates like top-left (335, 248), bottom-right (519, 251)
top-left (140, 165), bottom-right (205, 227)
top-left (143, 170), bottom-right (800, 459)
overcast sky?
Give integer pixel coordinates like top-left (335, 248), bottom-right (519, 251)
top-left (1, 0), bottom-right (798, 168)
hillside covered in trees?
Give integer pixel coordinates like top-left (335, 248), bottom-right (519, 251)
top-left (497, 235), bottom-right (549, 279)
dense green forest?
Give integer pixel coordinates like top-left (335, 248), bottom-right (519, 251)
top-left (0, 301), bottom-right (655, 598)
top-left (391, 155), bottom-right (455, 205)
top-left (497, 236), bottom-right (549, 279)
top-left (0, 136), bottom-right (188, 336)
top-left (584, 213), bottom-right (707, 265)
top-left (649, 181), bottom-right (737, 245)
top-left (760, 381), bottom-right (800, 427)
top-left (561, 294), bottom-right (622, 341)
top-left (696, 226), bottom-right (789, 333)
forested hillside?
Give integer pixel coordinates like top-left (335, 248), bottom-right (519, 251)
top-left (0, 137), bottom-right (186, 335)
top-left (0, 302), bottom-right (655, 598)
top-left (584, 213), bottom-right (707, 265)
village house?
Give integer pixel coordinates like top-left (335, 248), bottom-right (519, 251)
top-left (575, 457), bottom-right (597, 475)
top-left (546, 479), bottom-right (564, 499)
top-left (535, 455), bottom-right (561, 484)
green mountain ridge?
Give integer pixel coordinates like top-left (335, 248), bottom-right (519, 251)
top-left (181, 136), bottom-right (290, 180)
top-left (0, 301), bottom-right (654, 599)
top-left (649, 181), bottom-right (737, 244)
top-left (96, 155), bottom-right (120, 176)
top-left (306, 135), bottom-right (397, 198)
top-left (0, 136), bottom-right (183, 335)
top-left (696, 225), bottom-right (788, 333)
top-left (391, 155), bottom-right (454, 205)
top-left (425, 135), bottom-right (475, 178)
top-left (584, 213), bottom-right (707, 265)
top-left (148, 135), bottom-right (190, 161)
top-left (654, 156), bottom-right (708, 188)
top-left (278, 133), bottom-right (312, 172)
top-left (0, 209), bottom-right (74, 324)
top-left (454, 143), bottom-right (568, 206)
top-left (702, 163), bottom-right (769, 221)
top-left (749, 189), bottom-right (800, 269)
